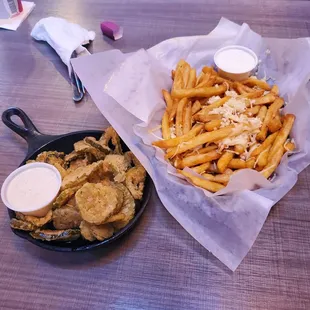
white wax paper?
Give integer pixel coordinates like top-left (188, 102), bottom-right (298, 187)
top-left (71, 18), bottom-right (310, 270)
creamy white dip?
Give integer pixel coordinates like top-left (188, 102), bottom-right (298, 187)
top-left (5, 166), bottom-right (60, 211)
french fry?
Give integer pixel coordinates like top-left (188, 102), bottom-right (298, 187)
top-left (196, 72), bottom-right (211, 88)
top-left (182, 63), bottom-right (191, 88)
top-left (153, 124), bottom-right (204, 149)
top-left (176, 98), bottom-right (188, 136)
top-left (256, 97), bottom-right (284, 142)
top-left (183, 101), bottom-right (192, 134)
top-left (169, 99), bottom-right (179, 122)
top-left (228, 159), bottom-right (246, 169)
top-left (202, 173), bottom-right (230, 185)
top-left (191, 162), bottom-right (211, 174)
top-left (253, 93), bottom-right (276, 105)
top-left (179, 150), bottom-right (221, 168)
top-left (171, 84), bottom-right (226, 99)
top-left (268, 114), bottom-right (295, 161)
top-left (185, 144), bottom-right (218, 157)
top-left (223, 168), bottom-right (233, 175)
top-left (161, 111), bottom-right (170, 139)
top-left (173, 59), bottom-right (186, 90)
top-left (205, 119), bottom-right (222, 131)
top-left (192, 100), bottom-right (201, 115)
top-left (196, 72), bottom-right (204, 86)
top-left (171, 70), bottom-right (175, 80)
top-left (242, 78), bottom-right (271, 91)
top-left (179, 170), bottom-right (224, 193)
top-left (256, 145), bottom-right (271, 168)
top-left (261, 146), bottom-right (284, 179)
top-left (214, 76), bottom-right (233, 88)
top-left (245, 106), bottom-right (260, 116)
top-left (162, 90), bottom-right (174, 112)
top-left (284, 141), bottom-right (295, 152)
top-left (246, 158), bottom-right (255, 168)
top-left (202, 66), bottom-right (213, 74)
top-left (267, 113), bottom-right (282, 133)
top-left (217, 151), bottom-right (234, 173)
top-left (166, 125), bottom-right (240, 158)
top-left (251, 131), bottom-right (278, 157)
top-left (234, 144), bottom-right (245, 154)
top-left (187, 68), bottom-right (197, 88)
top-left (195, 114), bottom-right (222, 123)
top-left (240, 89), bottom-right (265, 99)
top-left (233, 82), bottom-right (247, 94)
top-left (271, 85), bottom-right (279, 96)
top-left (257, 105), bottom-right (267, 122)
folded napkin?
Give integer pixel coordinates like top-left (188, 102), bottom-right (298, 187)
top-left (31, 17), bottom-right (95, 74)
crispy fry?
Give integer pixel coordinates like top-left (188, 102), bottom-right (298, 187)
top-left (173, 59), bottom-right (186, 90)
top-left (228, 159), bottom-right (246, 169)
top-left (240, 89), bottom-right (265, 99)
top-left (256, 145), bottom-right (271, 168)
top-left (187, 68), bottom-right (197, 88)
top-left (161, 111), bottom-right (170, 140)
top-left (217, 151), bottom-right (234, 173)
top-left (162, 90), bottom-right (174, 112)
top-left (245, 106), bottom-right (260, 116)
top-left (166, 125), bottom-right (239, 159)
top-left (185, 144), bottom-right (218, 157)
top-left (202, 66), bottom-right (213, 74)
top-left (171, 70), bottom-right (175, 80)
top-left (196, 72), bottom-right (204, 86)
top-left (267, 113), bottom-right (282, 133)
top-left (261, 146), bottom-right (284, 179)
top-left (179, 150), bottom-right (221, 168)
top-left (196, 72), bottom-right (211, 88)
top-left (233, 82), bottom-right (247, 94)
top-left (179, 170), bottom-right (224, 193)
top-left (183, 101), bottom-right (192, 134)
top-left (253, 93), bottom-right (276, 105)
top-left (257, 105), bottom-right (267, 122)
top-left (242, 78), bottom-right (271, 91)
top-left (223, 168), bottom-right (233, 175)
top-left (153, 123), bottom-right (204, 149)
top-left (246, 158), bottom-right (255, 169)
top-left (192, 100), bottom-right (201, 115)
top-left (169, 99), bottom-right (178, 122)
top-left (171, 84), bottom-right (226, 99)
top-left (195, 114), bottom-right (222, 123)
top-left (268, 114), bottom-right (295, 161)
top-left (257, 97), bottom-right (284, 142)
top-left (234, 144), bottom-right (245, 155)
top-left (252, 131), bottom-right (278, 157)
top-left (284, 141), bottom-right (295, 152)
top-left (202, 173), bottom-right (230, 185)
top-left (176, 98), bottom-right (188, 136)
top-left (182, 63), bottom-right (191, 88)
top-left (191, 162), bottom-right (211, 174)
top-left (205, 119), bottom-right (222, 131)
top-left (271, 85), bottom-right (279, 96)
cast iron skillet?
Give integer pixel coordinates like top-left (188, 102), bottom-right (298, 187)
top-left (2, 107), bottom-right (152, 252)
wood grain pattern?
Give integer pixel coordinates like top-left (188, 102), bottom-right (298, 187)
top-left (1, 0), bottom-right (310, 309)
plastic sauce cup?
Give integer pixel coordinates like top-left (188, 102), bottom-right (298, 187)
top-left (1, 163), bottom-right (62, 217)
top-left (214, 45), bottom-right (258, 81)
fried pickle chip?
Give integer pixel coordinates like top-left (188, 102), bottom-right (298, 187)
top-left (10, 218), bottom-right (37, 231)
top-left (53, 186), bottom-right (81, 209)
top-left (67, 157), bottom-right (89, 174)
top-left (61, 161), bottom-right (103, 190)
top-left (52, 205), bottom-right (82, 230)
top-left (74, 141), bottom-right (106, 161)
top-left (30, 229), bottom-right (80, 242)
top-left (84, 137), bottom-right (111, 154)
top-left (125, 166), bottom-right (146, 200)
top-left (16, 210), bottom-right (53, 227)
top-left (64, 151), bottom-right (84, 163)
top-left (36, 151), bottom-right (65, 166)
top-left (124, 151), bottom-right (142, 168)
top-left (90, 223), bottom-right (114, 241)
top-left (80, 221), bottom-right (96, 241)
top-left (102, 154), bottom-right (130, 182)
top-left (76, 183), bottom-right (123, 225)
top-left (107, 184), bottom-right (135, 230)
top-left (99, 127), bottom-right (123, 154)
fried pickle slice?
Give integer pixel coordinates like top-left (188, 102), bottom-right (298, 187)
top-left (76, 183), bottom-right (123, 225)
top-left (53, 186), bottom-right (81, 209)
top-left (90, 223), bottom-right (114, 241)
top-left (80, 221), bottom-right (96, 241)
top-left (74, 140), bottom-right (106, 161)
top-left (61, 161), bottom-right (103, 190)
top-left (101, 154), bottom-right (130, 183)
top-left (30, 229), bottom-right (81, 242)
top-left (84, 137), bottom-right (111, 154)
top-left (99, 127), bottom-right (123, 155)
top-left (125, 166), bottom-right (146, 200)
top-left (15, 210), bottom-right (53, 227)
top-left (10, 218), bottom-right (37, 231)
top-left (52, 205), bottom-right (82, 230)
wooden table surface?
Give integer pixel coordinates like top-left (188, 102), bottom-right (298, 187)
top-left (1, 1), bottom-right (310, 309)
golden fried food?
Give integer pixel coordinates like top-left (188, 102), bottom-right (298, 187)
top-left (102, 154), bottom-right (131, 182)
top-left (30, 229), bottom-right (81, 242)
top-left (10, 218), bottom-right (37, 231)
top-left (125, 166), bottom-right (146, 200)
top-left (52, 205), bottom-right (82, 230)
top-left (99, 127), bottom-right (123, 155)
top-left (16, 210), bottom-right (53, 227)
top-left (79, 221), bottom-right (96, 241)
top-left (90, 223), bottom-right (114, 241)
top-left (153, 60), bottom-right (296, 192)
top-left (53, 186), bottom-right (80, 209)
top-left (76, 183), bottom-right (124, 225)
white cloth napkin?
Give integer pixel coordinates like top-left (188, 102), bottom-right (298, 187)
top-left (0, 1), bottom-right (35, 31)
top-left (31, 17), bottom-right (95, 74)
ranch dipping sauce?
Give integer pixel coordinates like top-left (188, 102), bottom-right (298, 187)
top-left (214, 45), bottom-right (258, 81)
top-left (1, 163), bottom-right (61, 217)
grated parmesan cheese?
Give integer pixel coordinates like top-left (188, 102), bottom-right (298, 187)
top-left (208, 96), bottom-right (221, 104)
top-left (225, 90), bottom-right (238, 97)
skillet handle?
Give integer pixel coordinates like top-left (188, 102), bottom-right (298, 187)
top-left (2, 107), bottom-right (56, 157)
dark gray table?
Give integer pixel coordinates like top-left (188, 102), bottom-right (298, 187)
top-left (1, 1), bottom-right (310, 309)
